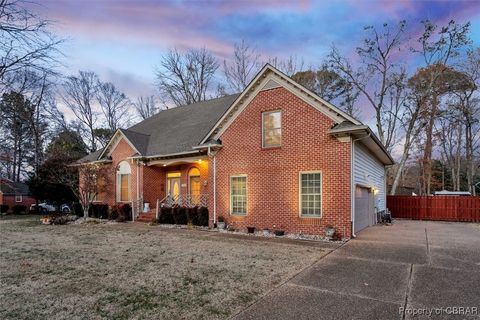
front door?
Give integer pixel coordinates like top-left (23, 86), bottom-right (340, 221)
top-left (189, 176), bottom-right (201, 205)
top-left (166, 172), bottom-right (181, 199)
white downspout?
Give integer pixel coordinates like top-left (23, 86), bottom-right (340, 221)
top-left (208, 146), bottom-right (217, 224)
top-left (351, 138), bottom-right (355, 238)
top-left (136, 161), bottom-right (140, 222)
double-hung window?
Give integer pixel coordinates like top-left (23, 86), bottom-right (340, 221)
top-left (262, 110), bottom-right (281, 148)
top-left (300, 172), bottom-right (322, 217)
top-left (230, 176), bottom-right (247, 215)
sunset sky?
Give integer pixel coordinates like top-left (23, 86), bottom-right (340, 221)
top-left (29, 0), bottom-right (480, 109)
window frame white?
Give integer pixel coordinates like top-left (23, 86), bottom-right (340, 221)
top-left (15, 194), bottom-right (22, 202)
top-left (262, 110), bottom-right (282, 148)
top-left (116, 161), bottom-right (131, 202)
top-left (230, 175), bottom-right (247, 216)
top-left (298, 171), bottom-right (322, 218)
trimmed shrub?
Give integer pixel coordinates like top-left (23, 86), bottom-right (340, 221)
top-left (115, 203), bottom-right (132, 222)
top-left (197, 207), bottom-right (209, 227)
top-left (12, 205), bottom-right (27, 214)
top-left (73, 203), bottom-right (83, 217)
top-left (88, 204), bottom-right (109, 219)
top-left (108, 206), bottom-right (119, 221)
top-left (0, 204), bottom-right (8, 214)
top-left (188, 207), bottom-right (199, 225)
top-left (173, 207), bottom-right (188, 225)
top-left (158, 207), bottom-right (174, 224)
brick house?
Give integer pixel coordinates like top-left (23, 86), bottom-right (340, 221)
top-left (79, 64), bottom-right (393, 238)
top-left (0, 179), bottom-right (36, 209)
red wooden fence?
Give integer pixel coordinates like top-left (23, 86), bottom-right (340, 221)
top-left (387, 195), bottom-right (480, 222)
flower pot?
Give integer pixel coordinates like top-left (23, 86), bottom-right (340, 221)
top-left (217, 221), bottom-right (225, 229)
top-left (274, 230), bottom-right (285, 236)
top-left (325, 227), bottom-right (335, 239)
top-left (247, 227), bottom-right (255, 234)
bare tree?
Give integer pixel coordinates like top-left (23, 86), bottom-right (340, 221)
top-left (0, 91), bottom-right (32, 180)
top-left (438, 114), bottom-right (463, 191)
top-left (61, 71), bottom-right (99, 152)
top-left (454, 48), bottom-right (480, 195)
top-left (0, 0), bottom-right (63, 91)
top-left (155, 48), bottom-right (219, 107)
top-left (328, 21), bottom-right (407, 151)
top-left (133, 95), bottom-right (160, 120)
top-left (223, 40), bottom-right (261, 93)
top-left (292, 64), bottom-right (360, 118)
top-left (413, 20), bottom-right (471, 195)
top-left (268, 55), bottom-right (304, 76)
top-left (96, 81), bottom-right (130, 131)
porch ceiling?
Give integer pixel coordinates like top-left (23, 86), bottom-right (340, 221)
top-left (147, 155), bottom-right (208, 167)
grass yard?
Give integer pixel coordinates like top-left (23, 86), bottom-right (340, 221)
top-left (0, 215), bottom-right (332, 320)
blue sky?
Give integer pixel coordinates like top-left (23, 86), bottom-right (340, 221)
top-left (29, 0), bottom-right (480, 105)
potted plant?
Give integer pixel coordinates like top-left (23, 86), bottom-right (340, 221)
top-left (274, 229), bottom-right (285, 236)
top-left (217, 216), bottom-right (225, 229)
top-left (247, 226), bottom-right (255, 234)
top-left (262, 228), bottom-right (270, 236)
top-left (325, 225), bottom-right (335, 240)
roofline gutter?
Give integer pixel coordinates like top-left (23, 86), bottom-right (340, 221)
top-left (329, 127), bottom-right (394, 165)
top-left (69, 159), bottom-right (113, 167)
top-left (128, 150), bottom-right (204, 161)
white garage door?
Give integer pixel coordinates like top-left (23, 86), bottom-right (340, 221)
top-left (354, 186), bottom-right (372, 233)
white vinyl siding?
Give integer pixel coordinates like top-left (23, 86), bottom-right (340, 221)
top-left (299, 172), bottom-right (322, 217)
top-left (230, 176), bottom-right (247, 215)
top-left (353, 142), bottom-right (386, 211)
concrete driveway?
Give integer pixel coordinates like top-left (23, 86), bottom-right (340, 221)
top-left (234, 220), bottom-right (480, 320)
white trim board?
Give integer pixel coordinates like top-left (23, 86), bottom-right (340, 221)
top-left (99, 129), bottom-right (141, 160)
top-left (201, 64), bottom-right (361, 144)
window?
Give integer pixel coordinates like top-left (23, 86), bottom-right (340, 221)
top-left (299, 172), bottom-right (322, 217)
top-left (189, 168), bottom-right (201, 205)
top-left (230, 176), bottom-right (247, 215)
top-left (15, 194), bottom-right (22, 202)
top-left (262, 110), bottom-right (281, 148)
top-left (117, 161), bottom-right (131, 202)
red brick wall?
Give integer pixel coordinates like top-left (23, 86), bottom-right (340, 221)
top-left (83, 137), bottom-right (210, 210)
top-left (211, 87), bottom-right (352, 237)
top-left (86, 138), bottom-right (139, 206)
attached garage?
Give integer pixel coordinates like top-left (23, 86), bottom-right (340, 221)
top-left (354, 186), bottom-right (373, 233)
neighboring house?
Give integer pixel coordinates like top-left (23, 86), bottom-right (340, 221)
top-left (78, 64), bottom-right (393, 237)
top-left (0, 179), bottom-right (36, 208)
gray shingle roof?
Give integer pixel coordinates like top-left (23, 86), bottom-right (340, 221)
top-left (80, 93), bottom-right (239, 162)
top-left (0, 180), bottom-right (30, 195)
top-left (125, 94), bottom-right (239, 157)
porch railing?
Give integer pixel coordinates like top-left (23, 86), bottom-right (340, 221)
top-left (131, 196), bottom-right (143, 222)
top-left (158, 194), bottom-right (208, 208)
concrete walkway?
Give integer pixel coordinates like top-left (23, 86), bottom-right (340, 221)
top-left (233, 220), bottom-right (480, 320)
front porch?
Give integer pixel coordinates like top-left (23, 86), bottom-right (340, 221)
top-left (133, 154), bottom-right (210, 222)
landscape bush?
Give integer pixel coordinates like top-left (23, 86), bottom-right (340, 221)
top-left (0, 204), bottom-right (8, 214)
top-left (172, 207), bottom-right (188, 225)
top-left (12, 205), bottom-right (27, 214)
top-left (197, 207), bottom-right (209, 227)
top-left (88, 204), bottom-right (109, 219)
top-left (115, 203), bottom-right (132, 222)
top-left (158, 207), bottom-right (174, 224)
top-left (73, 203), bottom-right (83, 217)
